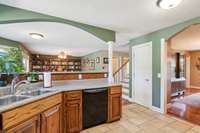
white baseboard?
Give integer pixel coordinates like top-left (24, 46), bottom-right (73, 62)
top-left (151, 106), bottom-right (164, 114)
top-left (122, 95), bottom-right (134, 102)
top-left (190, 86), bottom-right (200, 89)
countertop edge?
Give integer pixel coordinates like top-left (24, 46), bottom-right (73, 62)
top-left (0, 82), bottom-right (121, 113)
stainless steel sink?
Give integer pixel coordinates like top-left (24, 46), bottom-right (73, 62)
top-left (21, 89), bottom-right (56, 96)
top-left (0, 89), bottom-right (57, 106)
top-left (0, 95), bottom-right (30, 106)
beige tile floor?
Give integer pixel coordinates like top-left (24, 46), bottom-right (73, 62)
top-left (81, 103), bottom-right (200, 133)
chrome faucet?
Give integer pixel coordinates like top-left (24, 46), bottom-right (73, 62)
top-left (11, 76), bottom-right (30, 95)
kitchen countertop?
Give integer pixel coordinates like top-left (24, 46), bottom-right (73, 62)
top-left (0, 78), bottom-right (121, 113)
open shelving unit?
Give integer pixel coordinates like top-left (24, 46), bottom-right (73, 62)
top-left (30, 54), bottom-right (81, 72)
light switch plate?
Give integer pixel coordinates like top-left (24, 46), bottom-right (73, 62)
top-left (157, 73), bottom-right (161, 78)
top-left (78, 74), bottom-right (82, 79)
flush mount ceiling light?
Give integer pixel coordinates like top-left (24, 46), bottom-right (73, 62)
top-left (29, 33), bottom-right (44, 39)
top-left (157, 0), bottom-right (183, 9)
top-left (58, 51), bottom-right (67, 59)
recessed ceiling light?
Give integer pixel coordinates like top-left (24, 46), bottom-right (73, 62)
top-left (29, 33), bottom-right (44, 39)
top-left (157, 0), bottom-right (183, 10)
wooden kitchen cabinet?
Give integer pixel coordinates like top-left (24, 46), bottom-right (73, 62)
top-left (0, 86), bottom-right (122, 133)
top-left (0, 94), bottom-right (62, 133)
top-left (108, 86), bottom-right (122, 122)
top-left (6, 116), bottom-right (40, 133)
top-left (41, 104), bottom-right (62, 133)
top-left (65, 91), bottom-right (82, 133)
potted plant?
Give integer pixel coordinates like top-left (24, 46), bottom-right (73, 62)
top-left (27, 72), bottom-right (39, 83)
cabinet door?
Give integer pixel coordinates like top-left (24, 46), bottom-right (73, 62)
top-left (109, 93), bottom-right (122, 122)
top-left (41, 104), bottom-right (61, 133)
top-left (6, 116), bottom-right (40, 133)
top-left (65, 100), bottom-right (82, 133)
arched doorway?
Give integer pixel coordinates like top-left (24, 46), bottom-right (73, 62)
top-left (164, 24), bottom-right (200, 124)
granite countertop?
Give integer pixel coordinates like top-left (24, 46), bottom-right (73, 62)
top-left (0, 78), bottom-right (121, 113)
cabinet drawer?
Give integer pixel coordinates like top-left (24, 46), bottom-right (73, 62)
top-left (65, 91), bottom-right (82, 101)
top-left (110, 86), bottom-right (122, 94)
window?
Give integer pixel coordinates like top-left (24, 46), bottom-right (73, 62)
top-left (0, 46), bottom-right (7, 56)
top-left (0, 45), bottom-right (30, 72)
top-left (22, 52), bottom-right (30, 72)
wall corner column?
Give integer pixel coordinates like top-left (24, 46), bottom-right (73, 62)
top-left (108, 41), bottom-right (114, 83)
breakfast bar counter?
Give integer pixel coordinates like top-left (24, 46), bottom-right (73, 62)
top-left (0, 78), bottom-right (122, 133)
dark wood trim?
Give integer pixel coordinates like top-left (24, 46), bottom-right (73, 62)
top-left (166, 39), bottom-right (172, 104)
top-left (175, 53), bottom-right (180, 78)
top-left (0, 114), bottom-right (2, 130)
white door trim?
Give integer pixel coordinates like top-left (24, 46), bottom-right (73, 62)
top-left (132, 42), bottom-right (153, 108)
top-left (160, 38), bottom-right (167, 114)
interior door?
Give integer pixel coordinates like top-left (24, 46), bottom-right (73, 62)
top-left (132, 42), bottom-right (152, 108)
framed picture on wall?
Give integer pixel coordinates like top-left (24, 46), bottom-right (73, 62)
top-left (90, 60), bottom-right (95, 70)
top-left (103, 57), bottom-right (108, 64)
top-left (96, 57), bottom-right (100, 63)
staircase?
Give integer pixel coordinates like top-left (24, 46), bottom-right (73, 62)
top-left (120, 75), bottom-right (130, 100)
top-left (113, 59), bottom-right (131, 101)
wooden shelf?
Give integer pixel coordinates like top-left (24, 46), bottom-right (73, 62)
top-left (30, 54), bottom-right (81, 72)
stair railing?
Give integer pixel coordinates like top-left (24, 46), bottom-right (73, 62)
top-left (113, 60), bottom-right (129, 83)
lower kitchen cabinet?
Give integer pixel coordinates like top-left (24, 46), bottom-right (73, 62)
top-left (0, 94), bottom-right (62, 133)
top-left (6, 116), bottom-right (40, 133)
top-left (41, 104), bottom-right (62, 133)
top-left (65, 91), bottom-right (82, 133)
top-left (108, 86), bottom-right (122, 122)
top-left (0, 87), bottom-right (122, 133)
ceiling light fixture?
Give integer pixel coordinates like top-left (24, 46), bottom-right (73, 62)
top-left (29, 33), bottom-right (44, 39)
top-left (157, 0), bottom-right (183, 9)
top-left (58, 51), bottom-right (67, 59)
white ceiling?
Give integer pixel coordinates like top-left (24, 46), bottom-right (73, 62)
top-left (171, 24), bottom-right (200, 51)
top-left (0, 0), bottom-right (200, 41)
top-left (0, 22), bottom-right (109, 56)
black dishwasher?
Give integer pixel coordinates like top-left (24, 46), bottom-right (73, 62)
top-left (83, 88), bottom-right (108, 129)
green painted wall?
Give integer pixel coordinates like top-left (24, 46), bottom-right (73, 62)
top-left (129, 16), bottom-right (200, 108)
top-left (0, 4), bottom-right (115, 42)
top-left (82, 50), bottom-right (128, 71)
top-left (0, 37), bottom-right (20, 47)
top-left (82, 51), bottom-right (109, 72)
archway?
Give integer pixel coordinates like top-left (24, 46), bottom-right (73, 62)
top-left (164, 23), bottom-right (200, 124)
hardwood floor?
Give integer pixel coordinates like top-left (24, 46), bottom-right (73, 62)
top-left (168, 88), bottom-right (200, 125)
